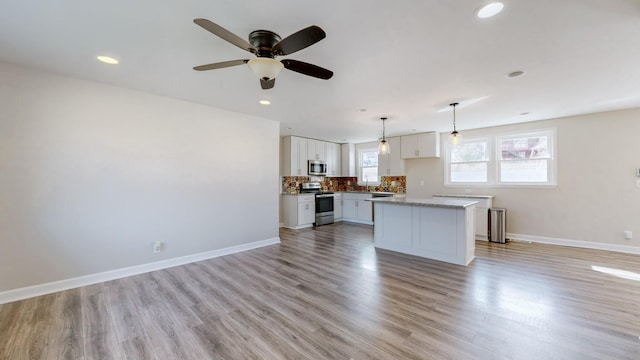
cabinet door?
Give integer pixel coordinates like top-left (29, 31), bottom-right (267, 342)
top-left (400, 134), bottom-right (419, 159)
top-left (417, 132), bottom-right (440, 158)
top-left (378, 152), bottom-right (390, 176)
top-left (297, 202), bottom-right (315, 225)
top-left (357, 199), bottom-right (372, 222)
top-left (378, 137), bottom-right (404, 176)
top-left (296, 137), bottom-right (308, 175)
top-left (326, 142), bottom-right (341, 176)
top-left (287, 136), bottom-right (308, 176)
top-left (401, 133), bottom-right (439, 159)
top-left (387, 137), bottom-right (405, 175)
top-left (333, 197), bottom-right (342, 219)
top-left (343, 199), bottom-right (357, 219)
top-left (341, 143), bottom-right (356, 177)
top-left (307, 139), bottom-right (327, 161)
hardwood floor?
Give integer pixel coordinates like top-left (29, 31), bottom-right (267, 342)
top-left (2, 222), bottom-right (640, 359)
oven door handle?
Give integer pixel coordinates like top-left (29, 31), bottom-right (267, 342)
top-left (315, 194), bottom-right (335, 198)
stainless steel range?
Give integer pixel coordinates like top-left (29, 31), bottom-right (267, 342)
top-left (300, 182), bottom-right (334, 226)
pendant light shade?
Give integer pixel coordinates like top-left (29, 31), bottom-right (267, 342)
top-left (247, 58), bottom-right (284, 80)
top-left (448, 103), bottom-right (463, 146)
top-left (378, 117), bottom-right (390, 155)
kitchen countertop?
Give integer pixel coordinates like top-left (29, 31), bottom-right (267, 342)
top-left (283, 191), bottom-right (404, 196)
top-left (369, 197), bottom-right (478, 209)
top-left (432, 194), bottom-right (494, 199)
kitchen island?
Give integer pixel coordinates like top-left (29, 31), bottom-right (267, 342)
top-left (370, 197), bottom-right (478, 266)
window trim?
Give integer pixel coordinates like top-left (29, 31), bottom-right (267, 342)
top-left (444, 137), bottom-right (491, 186)
top-left (358, 146), bottom-right (380, 185)
top-left (444, 128), bottom-right (557, 188)
top-left (495, 128), bottom-right (557, 187)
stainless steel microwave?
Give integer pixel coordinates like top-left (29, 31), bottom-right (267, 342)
top-left (308, 160), bottom-right (327, 176)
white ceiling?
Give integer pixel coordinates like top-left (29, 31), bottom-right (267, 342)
top-left (1, 0), bottom-right (640, 144)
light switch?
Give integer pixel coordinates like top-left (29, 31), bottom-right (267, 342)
top-left (636, 179), bottom-right (640, 188)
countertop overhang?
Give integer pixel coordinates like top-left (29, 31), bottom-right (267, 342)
top-left (369, 197), bottom-right (478, 209)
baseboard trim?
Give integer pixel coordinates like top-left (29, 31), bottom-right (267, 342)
top-left (0, 237), bottom-right (281, 305)
top-left (507, 233), bottom-right (640, 255)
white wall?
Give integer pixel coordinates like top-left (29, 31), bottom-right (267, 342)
top-left (0, 61), bottom-right (280, 292)
top-left (406, 108), bottom-right (640, 250)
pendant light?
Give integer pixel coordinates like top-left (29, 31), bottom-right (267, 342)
top-left (448, 103), bottom-right (463, 146)
top-left (378, 117), bottom-right (390, 155)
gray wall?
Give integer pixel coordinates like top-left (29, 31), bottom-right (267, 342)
top-left (406, 108), bottom-right (640, 249)
top-left (0, 61), bottom-right (280, 292)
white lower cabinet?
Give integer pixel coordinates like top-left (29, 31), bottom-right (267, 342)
top-left (341, 193), bottom-right (373, 224)
top-left (282, 194), bottom-right (316, 229)
top-left (432, 195), bottom-right (494, 240)
top-left (333, 193), bottom-right (343, 220)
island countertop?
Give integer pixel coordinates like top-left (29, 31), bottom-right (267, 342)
top-left (432, 194), bottom-right (494, 199)
top-left (368, 197), bottom-right (478, 209)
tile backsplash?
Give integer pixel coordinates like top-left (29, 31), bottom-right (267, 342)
top-left (281, 176), bottom-right (406, 194)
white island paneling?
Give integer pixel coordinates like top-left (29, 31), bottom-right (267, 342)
top-left (372, 198), bottom-right (477, 266)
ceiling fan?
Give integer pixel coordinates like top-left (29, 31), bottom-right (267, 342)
top-left (193, 18), bottom-right (334, 90)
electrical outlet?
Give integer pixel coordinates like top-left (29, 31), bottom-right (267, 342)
top-left (624, 231), bottom-right (633, 240)
top-left (420, 180), bottom-right (425, 186)
top-left (152, 241), bottom-right (164, 253)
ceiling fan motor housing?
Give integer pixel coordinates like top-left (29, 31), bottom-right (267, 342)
top-left (249, 30), bottom-right (282, 58)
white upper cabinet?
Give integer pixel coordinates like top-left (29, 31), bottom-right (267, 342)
top-left (283, 136), bottom-right (341, 176)
top-left (378, 137), bottom-right (404, 175)
top-left (282, 136), bottom-right (308, 176)
top-left (307, 139), bottom-right (327, 161)
top-left (400, 132), bottom-right (440, 159)
top-left (341, 143), bottom-right (356, 177)
top-left (326, 142), bottom-right (341, 177)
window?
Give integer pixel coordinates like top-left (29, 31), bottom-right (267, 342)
top-left (498, 130), bottom-right (555, 185)
top-left (447, 138), bottom-right (490, 184)
top-left (359, 148), bottom-right (379, 184)
top-left (445, 129), bottom-right (556, 187)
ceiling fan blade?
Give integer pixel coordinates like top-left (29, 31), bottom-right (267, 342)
top-left (281, 59), bottom-right (333, 80)
top-left (261, 78), bottom-right (275, 90)
top-left (272, 25), bottom-right (326, 55)
top-left (194, 18), bottom-right (257, 53)
top-left (193, 59), bottom-right (249, 71)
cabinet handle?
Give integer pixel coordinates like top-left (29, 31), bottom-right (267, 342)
top-left (355, 201), bottom-right (359, 207)
top-left (415, 150), bottom-right (419, 156)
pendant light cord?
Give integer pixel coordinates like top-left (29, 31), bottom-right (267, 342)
top-left (450, 103), bottom-right (459, 131)
top-left (381, 117), bottom-right (387, 140)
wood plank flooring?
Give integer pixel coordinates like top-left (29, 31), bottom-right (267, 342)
top-left (2, 222), bottom-right (640, 359)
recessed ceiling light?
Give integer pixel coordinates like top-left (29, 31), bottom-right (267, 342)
top-left (507, 70), bottom-right (525, 78)
top-left (476, 2), bottom-right (504, 19)
top-left (97, 55), bottom-right (119, 65)
top-left (259, 99), bottom-right (271, 105)
top-left (359, 108), bottom-right (367, 112)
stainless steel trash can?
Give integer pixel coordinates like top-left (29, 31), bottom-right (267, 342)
top-left (488, 208), bottom-right (507, 243)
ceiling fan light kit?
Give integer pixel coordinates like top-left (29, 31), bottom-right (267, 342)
top-left (248, 58), bottom-right (284, 81)
top-left (192, 19), bottom-right (333, 90)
